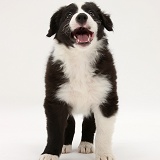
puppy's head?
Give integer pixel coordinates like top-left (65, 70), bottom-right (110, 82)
top-left (47, 2), bottom-right (113, 47)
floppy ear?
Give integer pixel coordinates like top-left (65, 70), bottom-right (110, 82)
top-left (46, 7), bottom-right (65, 37)
top-left (100, 13), bottom-right (113, 31)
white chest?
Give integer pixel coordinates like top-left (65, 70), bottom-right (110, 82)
top-left (57, 76), bottom-right (111, 115)
top-left (52, 40), bottom-right (112, 115)
top-left (54, 50), bottom-right (111, 115)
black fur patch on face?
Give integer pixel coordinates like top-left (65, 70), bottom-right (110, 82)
top-left (47, 3), bottom-right (78, 47)
top-left (82, 2), bottom-right (113, 40)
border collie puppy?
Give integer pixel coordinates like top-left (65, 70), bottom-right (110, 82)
top-left (40, 2), bottom-right (118, 160)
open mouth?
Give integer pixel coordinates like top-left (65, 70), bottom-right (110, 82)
top-left (71, 27), bottom-right (94, 45)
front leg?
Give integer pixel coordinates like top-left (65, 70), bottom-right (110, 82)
top-left (94, 107), bottom-right (117, 160)
top-left (40, 99), bottom-right (69, 160)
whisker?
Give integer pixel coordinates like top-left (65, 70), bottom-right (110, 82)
top-left (95, 20), bottom-right (101, 25)
top-left (62, 24), bottom-right (69, 32)
top-left (62, 23), bottom-right (71, 36)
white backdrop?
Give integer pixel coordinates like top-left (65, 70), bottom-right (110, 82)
top-left (0, 0), bottom-right (160, 160)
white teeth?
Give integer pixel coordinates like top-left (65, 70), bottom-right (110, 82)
top-left (88, 35), bottom-right (91, 42)
top-left (74, 35), bottom-right (77, 39)
top-left (76, 39), bottom-right (80, 43)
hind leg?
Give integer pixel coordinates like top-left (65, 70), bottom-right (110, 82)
top-left (78, 113), bottom-right (96, 154)
top-left (62, 115), bottom-right (75, 154)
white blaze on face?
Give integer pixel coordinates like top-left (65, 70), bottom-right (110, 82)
top-left (69, 4), bottom-right (98, 43)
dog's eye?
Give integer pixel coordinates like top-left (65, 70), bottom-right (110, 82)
top-left (66, 12), bottom-right (73, 19)
top-left (88, 10), bottom-right (94, 16)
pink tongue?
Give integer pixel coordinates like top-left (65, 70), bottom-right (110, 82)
top-left (77, 34), bottom-right (89, 43)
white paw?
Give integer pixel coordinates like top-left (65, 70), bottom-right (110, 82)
top-left (78, 141), bottom-right (94, 154)
top-left (62, 145), bottom-right (72, 154)
top-left (96, 153), bottom-right (115, 160)
top-left (39, 154), bottom-right (58, 160)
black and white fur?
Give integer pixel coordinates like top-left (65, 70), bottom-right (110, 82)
top-left (40, 2), bottom-right (118, 160)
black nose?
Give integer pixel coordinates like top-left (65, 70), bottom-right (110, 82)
top-left (76, 13), bottom-right (88, 25)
